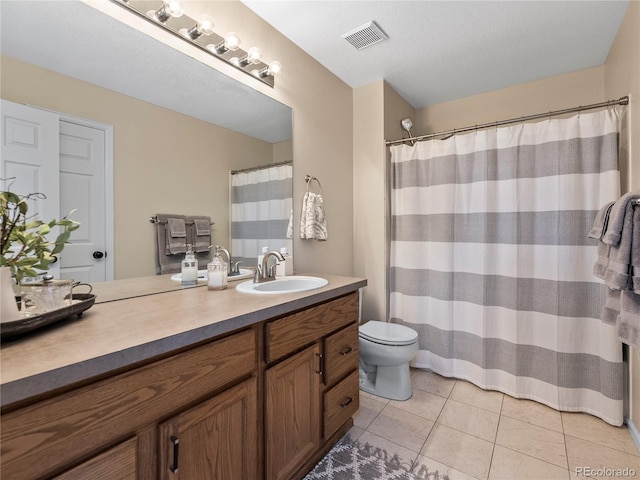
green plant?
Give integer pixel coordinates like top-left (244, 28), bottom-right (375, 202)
top-left (0, 190), bottom-right (79, 284)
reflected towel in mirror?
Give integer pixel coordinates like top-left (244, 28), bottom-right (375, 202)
top-left (166, 218), bottom-right (187, 255)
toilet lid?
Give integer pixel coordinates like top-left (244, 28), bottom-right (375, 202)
top-left (359, 321), bottom-right (418, 346)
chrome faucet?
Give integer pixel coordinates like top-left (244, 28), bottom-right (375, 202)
top-left (254, 250), bottom-right (285, 283)
top-left (230, 261), bottom-right (243, 275)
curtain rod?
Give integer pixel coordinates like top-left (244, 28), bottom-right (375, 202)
top-left (230, 160), bottom-right (292, 175)
top-left (385, 96), bottom-right (629, 146)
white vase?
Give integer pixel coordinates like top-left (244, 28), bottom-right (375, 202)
top-left (1, 266), bottom-right (21, 323)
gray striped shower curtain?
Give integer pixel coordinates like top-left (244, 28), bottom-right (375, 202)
top-left (230, 163), bottom-right (293, 266)
top-left (390, 109), bottom-right (624, 425)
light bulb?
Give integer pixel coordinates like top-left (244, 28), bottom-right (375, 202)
top-left (185, 14), bottom-right (214, 39)
top-left (267, 60), bottom-right (282, 76)
top-left (247, 47), bottom-right (262, 64)
top-left (154, 0), bottom-right (184, 23)
top-left (196, 15), bottom-right (215, 35)
top-left (224, 32), bottom-right (241, 51)
top-left (208, 32), bottom-right (241, 55)
top-left (259, 60), bottom-right (282, 78)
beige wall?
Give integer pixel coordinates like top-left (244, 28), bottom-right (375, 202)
top-left (1, 55), bottom-right (274, 279)
top-left (353, 80), bottom-right (415, 321)
top-left (604, 0), bottom-right (640, 430)
top-left (413, 66), bottom-right (605, 135)
top-left (353, 81), bottom-right (386, 320)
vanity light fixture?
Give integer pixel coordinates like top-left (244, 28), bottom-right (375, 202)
top-left (113, 0), bottom-right (280, 87)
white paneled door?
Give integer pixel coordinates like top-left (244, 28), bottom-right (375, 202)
top-left (59, 120), bottom-right (108, 283)
top-left (1, 100), bottom-right (112, 283)
top-left (1, 99), bottom-right (61, 278)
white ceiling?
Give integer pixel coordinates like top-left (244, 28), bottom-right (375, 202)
top-left (242, 0), bottom-right (630, 109)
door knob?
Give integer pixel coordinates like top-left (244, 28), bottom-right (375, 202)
top-left (93, 251), bottom-right (105, 259)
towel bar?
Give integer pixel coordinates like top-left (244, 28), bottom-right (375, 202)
top-left (149, 216), bottom-right (214, 225)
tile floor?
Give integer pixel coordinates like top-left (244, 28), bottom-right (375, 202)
top-left (349, 369), bottom-right (640, 480)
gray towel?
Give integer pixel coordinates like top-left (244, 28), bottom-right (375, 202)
top-left (166, 218), bottom-right (187, 255)
top-left (601, 288), bottom-right (620, 327)
top-left (633, 207), bottom-right (640, 294)
top-left (588, 201), bottom-right (615, 240)
top-left (602, 192), bottom-right (640, 246)
top-left (618, 290), bottom-right (640, 348)
top-left (593, 197), bottom-right (637, 290)
top-left (193, 217), bottom-right (212, 253)
top-left (595, 199), bottom-right (640, 348)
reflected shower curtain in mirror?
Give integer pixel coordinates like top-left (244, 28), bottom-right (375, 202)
top-left (231, 163), bottom-right (293, 266)
top-left (390, 109), bottom-right (624, 425)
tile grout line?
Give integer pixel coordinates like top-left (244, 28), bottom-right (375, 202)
top-left (413, 377), bottom-right (456, 464)
top-left (486, 392), bottom-right (506, 480)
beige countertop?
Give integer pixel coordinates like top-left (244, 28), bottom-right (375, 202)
top-left (1, 273), bottom-right (366, 408)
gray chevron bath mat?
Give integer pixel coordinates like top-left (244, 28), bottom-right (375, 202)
top-left (303, 437), bottom-right (449, 480)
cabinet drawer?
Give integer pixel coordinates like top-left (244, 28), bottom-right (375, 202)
top-left (52, 437), bottom-right (137, 480)
top-left (324, 370), bottom-right (359, 440)
top-left (266, 292), bottom-right (359, 363)
top-left (324, 323), bottom-right (359, 387)
top-left (1, 328), bottom-right (256, 480)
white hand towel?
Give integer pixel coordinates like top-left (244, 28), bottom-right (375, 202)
top-left (299, 192), bottom-right (327, 240)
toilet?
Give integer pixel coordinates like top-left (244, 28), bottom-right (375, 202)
top-left (359, 320), bottom-right (419, 401)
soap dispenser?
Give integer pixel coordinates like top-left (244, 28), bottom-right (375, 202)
top-left (181, 244), bottom-right (198, 286)
top-left (207, 248), bottom-right (228, 290)
top-left (276, 247), bottom-right (293, 276)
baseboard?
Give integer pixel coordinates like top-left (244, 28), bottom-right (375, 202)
top-left (625, 416), bottom-right (640, 453)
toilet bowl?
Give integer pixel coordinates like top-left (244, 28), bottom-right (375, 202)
top-left (358, 321), bottom-right (419, 401)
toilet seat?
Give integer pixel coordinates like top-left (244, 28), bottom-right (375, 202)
top-left (359, 321), bottom-right (418, 346)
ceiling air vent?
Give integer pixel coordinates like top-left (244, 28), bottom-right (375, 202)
top-left (341, 21), bottom-right (388, 50)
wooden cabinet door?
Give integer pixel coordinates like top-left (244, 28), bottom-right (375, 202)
top-left (158, 377), bottom-right (258, 480)
top-left (265, 344), bottom-right (322, 480)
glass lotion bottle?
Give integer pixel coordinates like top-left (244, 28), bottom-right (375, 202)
top-left (181, 244), bottom-right (198, 286)
top-left (207, 248), bottom-right (228, 290)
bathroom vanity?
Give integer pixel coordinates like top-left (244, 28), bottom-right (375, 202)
top-left (0, 274), bottom-right (366, 480)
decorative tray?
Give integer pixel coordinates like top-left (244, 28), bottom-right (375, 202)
top-left (1, 293), bottom-right (96, 340)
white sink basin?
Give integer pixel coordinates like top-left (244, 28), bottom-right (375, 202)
top-left (170, 269), bottom-right (254, 283)
top-left (236, 276), bottom-right (328, 294)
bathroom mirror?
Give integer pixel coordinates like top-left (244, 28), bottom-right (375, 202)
top-left (1, 0), bottom-right (293, 297)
